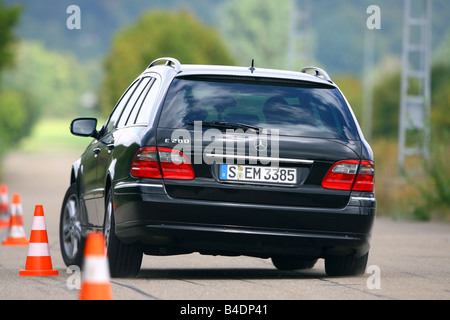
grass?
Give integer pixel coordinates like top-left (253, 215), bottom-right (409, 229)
top-left (19, 118), bottom-right (92, 153)
top-left (372, 139), bottom-right (420, 219)
top-left (372, 138), bottom-right (450, 221)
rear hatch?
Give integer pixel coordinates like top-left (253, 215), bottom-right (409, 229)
top-left (153, 75), bottom-right (365, 209)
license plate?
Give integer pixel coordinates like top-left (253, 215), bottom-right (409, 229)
top-left (220, 164), bottom-right (297, 184)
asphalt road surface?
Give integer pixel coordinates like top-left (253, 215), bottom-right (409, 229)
top-left (0, 150), bottom-right (449, 300)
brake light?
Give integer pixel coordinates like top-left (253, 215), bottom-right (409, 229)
top-left (353, 160), bottom-right (375, 191)
top-left (322, 160), bottom-right (374, 192)
top-left (131, 147), bottom-right (194, 180)
top-left (158, 147), bottom-right (195, 179)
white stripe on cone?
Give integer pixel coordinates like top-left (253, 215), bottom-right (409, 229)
top-left (27, 243), bottom-right (51, 257)
top-left (31, 216), bottom-right (46, 230)
top-left (9, 226), bottom-right (27, 238)
top-left (82, 256), bottom-right (111, 283)
top-left (11, 203), bottom-right (22, 215)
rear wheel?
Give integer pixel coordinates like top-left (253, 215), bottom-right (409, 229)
top-left (104, 188), bottom-right (143, 277)
top-left (272, 255), bottom-right (317, 271)
top-left (325, 252), bottom-right (369, 276)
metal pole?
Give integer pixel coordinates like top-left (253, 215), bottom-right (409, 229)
top-left (398, 0), bottom-right (410, 173)
top-left (398, 0), bottom-right (432, 174)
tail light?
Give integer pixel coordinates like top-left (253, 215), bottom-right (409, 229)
top-left (131, 147), bottom-right (194, 180)
top-left (353, 160), bottom-right (375, 191)
top-left (322, 160), bottom-right (374, 192)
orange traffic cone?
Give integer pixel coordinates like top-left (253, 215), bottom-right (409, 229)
top-left (2, 194), bottom-right (28, 246)
top-left (19, 205), bottom-right (58, 276)
top-left (79, 232), bottom-right (113, 300)
top-left (0, 184), bottom-right (10, 228)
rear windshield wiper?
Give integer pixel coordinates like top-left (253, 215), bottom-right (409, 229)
top-left (187, 121), bottom-right (262, 132)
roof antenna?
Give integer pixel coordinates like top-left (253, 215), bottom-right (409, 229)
top-left (249, 59), bottom-right (255, 73)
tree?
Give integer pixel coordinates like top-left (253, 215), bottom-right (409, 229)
top-left (0, 0), bottom-right (20, 73)
top-left (371, 71), bottom-right (401, 139)
top-left (2, 41), bottom-right (97, 120)
top-left (220, 0), bottom-right (290, 70)
top-left (99, 10), bottom-right (236, 116)
top-left (334, 75), bottom-right (363, 121)
top-left (0, 0), bottom-right (21, 163)
top-left (370, 61), bottom-right (450, 141)
top-left (0, 90), bottom-right (26, 146)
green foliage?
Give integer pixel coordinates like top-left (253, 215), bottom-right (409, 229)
top-left (2, 41), bottom-right (98, 119)
top-left (220, 0), bottom-right (290, 70)
top-left (413, 63), bottom-right (450, 220)
top-left (333, 76), bottom-right (363, 121)
top-left (370, 62), bottom-right (450, 141)
top-left (8, 0), bottom-right (450, 76)
top-left (430, 63), bottom-right (450, 135)
top-left (0, 89), bottom-right (26, 155)
top-left (99, 10), bottom-right (236, 116)
top-left (414, 141), bottom-right (450, 220)
top-left (0, 0), bottom-right (21, 167)
top-left (0, 39), bottom-right (98, 173)
top-left (369, 61), bottom-right (450, 220)
top-left (371, 72), bottom-right (401, 139)
top-left (0, 0), bottom-right (21, 73)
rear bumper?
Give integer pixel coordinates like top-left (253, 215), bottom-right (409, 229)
top-left (113, 182), bottom-right (376, 258)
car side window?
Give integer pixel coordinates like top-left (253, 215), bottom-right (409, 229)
top-left (104, 79), bottom-right (141, 134)
top-left (126, 78), bottom-right (153, 126)
top-left (136, 76), bottom-right (161, 125)
top-left (117, 77), bottom-right (152, 129)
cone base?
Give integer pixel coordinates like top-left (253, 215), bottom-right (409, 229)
top-left (79, 283), bottom-right (113, 300)
top-left (2, 237), bottom-right (28, 246)
top-left (19, 269), bottom-right (59, 276)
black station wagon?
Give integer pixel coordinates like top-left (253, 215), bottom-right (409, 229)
top-left (60, 57), bottom-right (376, 277)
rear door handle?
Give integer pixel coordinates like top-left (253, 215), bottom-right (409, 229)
top-left (93, 147), bottom-right (101, 155)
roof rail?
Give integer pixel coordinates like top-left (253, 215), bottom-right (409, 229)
top-left (300, 66), bottom-right (332, 83)
top-left (147, 57), bottom-right (182, 73)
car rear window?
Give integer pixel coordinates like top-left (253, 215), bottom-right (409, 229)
top-left (158, 76), bottom-right (360, 140)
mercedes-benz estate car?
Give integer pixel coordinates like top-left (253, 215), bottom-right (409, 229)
top-left (60, 57), bottom-right (376, 277)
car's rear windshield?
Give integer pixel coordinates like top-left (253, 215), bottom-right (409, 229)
top-left (158, 76), bottom-right (360, 140)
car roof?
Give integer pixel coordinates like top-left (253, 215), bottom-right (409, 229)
top-left (143, 57), bottom-right (335, 87)
top-left (179, 64), bottom-right (334, 85)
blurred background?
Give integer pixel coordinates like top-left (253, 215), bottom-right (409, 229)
top-left (0, 0), bottom-right (449, 221)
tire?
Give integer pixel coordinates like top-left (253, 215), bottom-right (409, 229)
top-left (325, 252), bottom-right (369, 276)
top-left (60, 183), bottom-right (85, 267)
top-left (104, 188), bottom-right (143, 277)
top-left (272, 255), bottom-right (318, 271)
